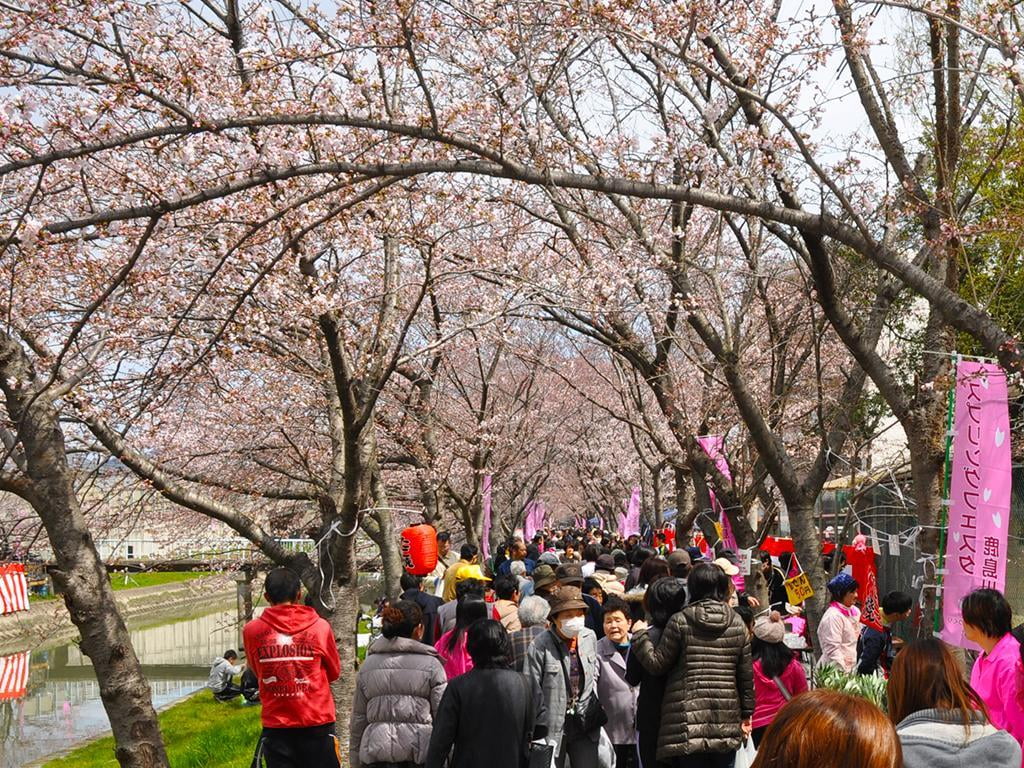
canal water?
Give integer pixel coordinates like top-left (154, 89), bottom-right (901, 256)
top-left (2, 574), bottom-right (383, 767)
top-left (3, 606), bottom-right (240, 767)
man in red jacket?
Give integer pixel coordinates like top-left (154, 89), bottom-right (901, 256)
top-left (244, 568), bottom-right (342, 767)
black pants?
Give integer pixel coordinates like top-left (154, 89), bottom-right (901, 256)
top-left (214, 682), bottom-right (259, 703)
top-left (751, 726), bottom-right (768, 748)
top-left (615, 744), bottom-right (638, 768)
top-left (258, 723), bottom-right (341, 768)
top-left (213, 683), bottom-right (244, 701)
top-left (672, 752), bottom-right (735, 768)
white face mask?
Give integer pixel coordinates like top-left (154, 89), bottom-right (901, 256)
top-left (559, 616), bottom-right (586, 638)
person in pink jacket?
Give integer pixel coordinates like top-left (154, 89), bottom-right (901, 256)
top-left (751, 612), bottom-right (809, 746)
top-left (817, 573), bottom-right (861, 673)
top-left (962, 589), bottom-right (1024, 752)
top-left (435, 594), bottom-right (488, 679)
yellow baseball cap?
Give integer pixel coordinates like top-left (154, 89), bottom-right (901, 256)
top-left (455, 564), bottom-right (491, 582)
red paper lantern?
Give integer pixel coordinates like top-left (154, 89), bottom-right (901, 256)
top-left (401, 524), bottom-right (438, 575)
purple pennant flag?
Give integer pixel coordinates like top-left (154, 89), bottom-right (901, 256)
top-left (481, 475), bottom-right (492, 559)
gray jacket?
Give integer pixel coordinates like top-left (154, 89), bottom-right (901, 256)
top-left (595, 636), bottom-right (638, 745)
top-left (207, 657), bottom-right (242, 693)
top-left (523, 626), bottom-right (600, 751)
top-left (349, 635), bottom-right (448, 768)
top-left (897, 709), bottom-right (1022, 768)
top-left (439, 599), bottom-right (457, 634)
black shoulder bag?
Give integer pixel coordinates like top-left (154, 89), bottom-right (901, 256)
top-left (520, 673), bottom-right (556, 768)
top-left (561, 646), bottom-right (607, 738)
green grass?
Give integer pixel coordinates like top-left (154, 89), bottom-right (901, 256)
top-left (30, 571), bottom-right (213, 601)
top-left (43, 690), bottom-right (263, 768)
top-left (108, 571), bottom-right (211, 590)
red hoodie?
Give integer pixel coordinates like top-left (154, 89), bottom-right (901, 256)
top-left (243, 603), bottom-right (342, 728)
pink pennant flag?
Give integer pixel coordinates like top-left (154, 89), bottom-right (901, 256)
top-left (481, 475), bottom-right (493, 559)
top-left (941, 361), bottom-right (1012, 649)
top-left (621, 487), bottom-right (641, 537)
top-left (697, 435), bottom-right (744, 590)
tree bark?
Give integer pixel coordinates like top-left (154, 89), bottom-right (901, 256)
top-left (0, 332), bottom-right (169, 768)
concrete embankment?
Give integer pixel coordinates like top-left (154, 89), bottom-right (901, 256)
top-left (0, 573), bottom-right (236, 654)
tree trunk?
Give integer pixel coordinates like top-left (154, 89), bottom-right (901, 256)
top-left (673, 465), bottom-right (695, 545)
top-left (0, 333), bottom-right (169, 768)
top-left (372, 511), bottom-right (403, 599)
top-left (652, 467), bottom-right (664, 528)
top-left (327, 571), bottom-right (360, 752)
top-left (907, 427), bottom-right (946, 637)
top-left (788, 500), bottom-right (828, 644)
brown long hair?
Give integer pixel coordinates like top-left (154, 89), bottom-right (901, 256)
top-left (887, 637), bottom-right (989, 731)
top-left (751, 690), bottom-right (901, 768)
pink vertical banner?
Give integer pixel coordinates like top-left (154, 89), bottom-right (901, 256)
top-left (481, 475), bottom-right (492, 560)
top-left (524, 501), bottom-right (537, 541)
top-left (621, 486), bottom-right (641, 537)
top-left (940, 361), bottom-right (1012, 649)
top-left (697, 435), bottom-right (745, 591)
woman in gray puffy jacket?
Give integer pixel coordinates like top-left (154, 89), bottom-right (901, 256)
top-left (887, 638), bottom-right (1021, 768)
top-left (350, 599), bottom-right (448, 768)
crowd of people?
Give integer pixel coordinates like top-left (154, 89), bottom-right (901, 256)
top-left (213, 527), bottom-right (1024, 768)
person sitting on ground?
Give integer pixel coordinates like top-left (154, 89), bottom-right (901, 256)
top-left (961, 588), bottom-right (1024, 748)
top-left (751, 689), bottom-right (901, 768)
top-left (240, 664), bottom-right (260, 704)
top-left (492, 574), bottom-right (522, 632)
top-left (857, 590), bottom-right (912, 677)
top-left (243, 567), bottom-right (342, 767)
top-left (426, 620), bottom-right (547, 768)
top-left (751, 612), bottom-right (808, 746)
top-left (595, 595), bottom-right (638, 768)
top-left (349, 599), bottom-right (448, 768)
top-left (400, 571), bottom-right (444, 646)
top-left (435, 593), bottom-right (489, 679)
top-left (887, 637), bottom-right (1021, 768)
top-left (510, 595), bottom-right (551, 671)
top-left (208, 649), bottom-right (246, 702)
top-left (817, 572), bottom-right (861, 673)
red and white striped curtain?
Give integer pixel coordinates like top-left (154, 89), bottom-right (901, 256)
top-left (0, 564), bottom-right (30, 615)
top-left (0, 651), bottom-right (30, 700)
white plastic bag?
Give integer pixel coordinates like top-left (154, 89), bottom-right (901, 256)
top-left (597, 727), bottom-right (617, 768)
top-left (734, 737), bottom-right (757, 768)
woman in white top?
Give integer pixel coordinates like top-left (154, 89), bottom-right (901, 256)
top-left (817, 572), bottom-right (861, 672)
